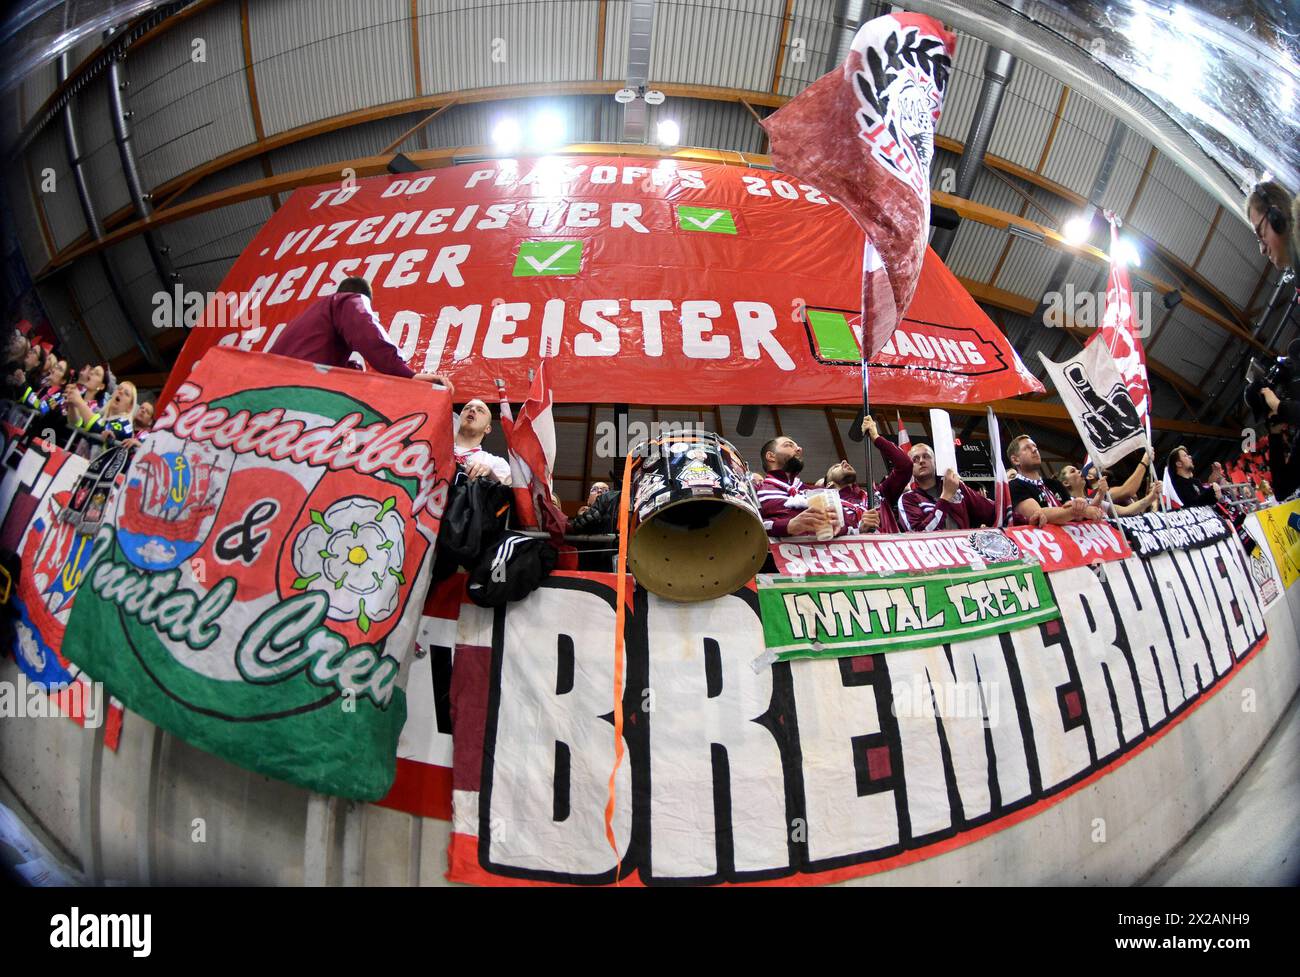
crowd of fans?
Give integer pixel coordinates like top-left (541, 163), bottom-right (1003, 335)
top-left (3, 286), bottom-right (1277, 548)
top-left (1226, 442), bottom-right (1273, 502)
top-left (559, 413), bottom-right (1239, 543)
top-left (749, 422), bottom-right (1171, 539)
top-left (2, 323), bottom-right (155, 456)
top-left (5, 317), bottom-right (1268, 542)
top-left (582, 416), bottom-right (1287, 549)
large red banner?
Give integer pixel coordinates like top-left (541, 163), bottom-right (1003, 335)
top-left (164, 156), bottom-right (1042, 407)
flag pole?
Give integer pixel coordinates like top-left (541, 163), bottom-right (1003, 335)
top-left (861, 305), bottom-right (876, 510)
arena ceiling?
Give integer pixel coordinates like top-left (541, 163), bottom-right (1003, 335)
top-left (3, 0), bottom-right (1297, 480)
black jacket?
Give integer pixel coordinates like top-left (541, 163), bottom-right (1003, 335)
top-left (568, 489), bottom-right (621, 534)
top-left (1169, 472), bottom-right (1217, 508)
top-left (1269, 420), bottom-right (1300, 500)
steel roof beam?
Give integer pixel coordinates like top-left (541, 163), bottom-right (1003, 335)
top-left (32, 131), bottom-right (1268, 359)
top-left (930, 44), bottom-right (1016, 260)
top-left (32, 80), bottom-right (1247, 335)
top-left (56, 49), bottom-right (160, 370)
top-left (106, 40), bottom-right (180, 296)
top-left (620, 0), bottom-right (655, 143)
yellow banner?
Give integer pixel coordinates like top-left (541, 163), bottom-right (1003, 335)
top-left (1251, 499), bottom-right (1300, 588)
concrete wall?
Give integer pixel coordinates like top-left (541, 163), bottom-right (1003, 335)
top-left (3, 577), bottom-right (1298, 887)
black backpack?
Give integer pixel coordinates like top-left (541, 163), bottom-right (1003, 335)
top-left (466, 532), bottom-right (557, 607)
top-left (430, 473), bottom-right (514, 581)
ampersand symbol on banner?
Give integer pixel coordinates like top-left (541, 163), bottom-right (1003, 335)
top-left (215, 499), bottom-right (280, 565)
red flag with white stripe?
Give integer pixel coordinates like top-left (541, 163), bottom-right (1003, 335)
top-left (1089, 214), bottom-right (1154, 441)
top-left (497, 363), bottom-right (568, 539)
top-left (1161, 466), bottom-right (1183, 510)
top-left (762, 12), bottom-right (956, 361)
top-left (896, 411), bottom-right (911, 452)
top-left (374, 573), bottom-right (463, 820)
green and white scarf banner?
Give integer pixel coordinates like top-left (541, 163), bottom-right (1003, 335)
top-left (62, 349), bottom-right (455, 800)
top-left (757, 560), bottom-right (1060, 663)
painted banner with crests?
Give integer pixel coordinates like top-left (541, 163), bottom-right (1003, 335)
top-left (768, 523), bottom-right (1133, 578)
top-left (62, 348), bottom-right (455, 800)
top-left (0, 424), bottom-right (125, 748)
top-left (447, 532), bottom-right (1268, 886)
top-left (1001, 522), bottom-right (1133, 572)
top-left (769, 528), bottom-right (1021, 576)
top-left (1240, 512), bottom-right (1283, 609)
top-left (1250, 500), bottom-right (1300, 589)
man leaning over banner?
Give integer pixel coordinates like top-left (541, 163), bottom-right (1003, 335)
top-left (1007, 435), bottom-right (1103, 527)
top-left (270, 276), bottom-right (449, 386)
top-left (271, 274), bottom-right (500, 489)
top-left (898, 441), bottom-right (997, 531)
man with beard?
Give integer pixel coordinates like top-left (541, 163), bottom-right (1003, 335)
top-left (823, 416), bottom-right (911, 533)
top-left (757, 436), bottom-right (835, 537)
top-left (897, 441), bottom-right (997, 532)
top-left (823, 459), bottom-right (877, 533)
top-left (1164, 445), bottom-right (1222, 507)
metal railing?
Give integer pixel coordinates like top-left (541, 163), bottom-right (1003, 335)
top-left (2, 399), bottom-right (113, 459)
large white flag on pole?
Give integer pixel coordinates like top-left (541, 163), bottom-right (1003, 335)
top-left (1038, 342), bottom-right (1150, 470)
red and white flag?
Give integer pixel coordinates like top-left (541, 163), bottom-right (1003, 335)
top-left (763, 13), bottom-right (956, 361)
top-left (1161, 466), bottom-right (1183, 510)
top-left (896, 411), bottom-right (911, 452)
top-left (1089, 214), bottom-right (1154, 441)
top-left (497, 363), bottom-right (568, 538)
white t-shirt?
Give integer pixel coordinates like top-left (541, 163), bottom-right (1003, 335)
top-left (454, 443), bottom-right (512, 484)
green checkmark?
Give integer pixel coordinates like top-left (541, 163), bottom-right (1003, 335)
top-left (513, 240), bottom-right (584, 276)
top-left (676, 205), bottom-right (737, 234)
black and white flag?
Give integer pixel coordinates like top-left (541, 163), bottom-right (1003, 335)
top-left (1039, 343), bottom-right (1148, 469)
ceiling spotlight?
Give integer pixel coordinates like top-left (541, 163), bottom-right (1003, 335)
top-left (529, 112), bottom-right (565, 150)
top-left (386, 153), bottom-right (422, 175)
top-left (1163, 289), bottom-right (1183, 310)
top-left (1062, 215), bottom-right (1092, 246)
top-left (1113, 238), bottom-right (1141, 266)
top-left (492, 118), bottom-right (521, 153)
top-left (657, 119), bottom-right (680, 147)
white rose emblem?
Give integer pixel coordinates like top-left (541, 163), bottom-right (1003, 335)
top-left (291, 496), bottom-right (407, 633)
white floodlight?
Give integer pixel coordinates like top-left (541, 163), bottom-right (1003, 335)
top-left (492, 118), bottom-right (521, 152)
